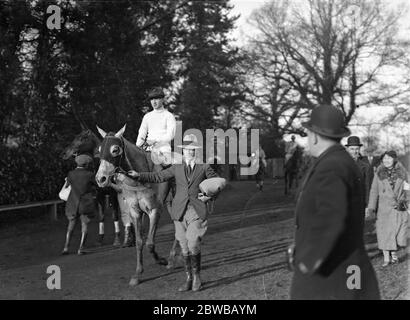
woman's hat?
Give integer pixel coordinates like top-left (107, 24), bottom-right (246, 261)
top-left (75, 154), bottom-right (93, 166)
top-left (302, 105), bottom-right (351, 138)
top-left (382, 150), bottom-right (398, 159)
top-left (148, 87), bottom-right (165, 99)
top-left (345, 136), bottom-right (363, 147)
top-left (177, 134), bottom-right (202, 150)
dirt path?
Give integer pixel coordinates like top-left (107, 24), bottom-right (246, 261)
top-left (0, 180), bottom-right (408, 299)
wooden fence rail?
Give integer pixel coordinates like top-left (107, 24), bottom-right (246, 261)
top-left (0, 200), bottom-right (64, 220)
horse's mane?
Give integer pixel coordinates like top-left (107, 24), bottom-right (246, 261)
top-left (121, 136), bottom-right (154, 173)
top-left (62, 129), bottom-right (101, 160)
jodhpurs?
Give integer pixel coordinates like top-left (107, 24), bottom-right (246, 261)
top-left (174, 204), bottom-right (208, 255)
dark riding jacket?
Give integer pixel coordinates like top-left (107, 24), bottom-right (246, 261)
top-left (139, 163), bottom-right (218, 221)
top-left (65, 167), bottom-right (98, 220)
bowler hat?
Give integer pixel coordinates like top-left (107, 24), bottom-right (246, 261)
top-left (177, 134), bottom-right (202, 150)
top-left (302, 105), bottom-right (350, 138)
top-left (345, 136), bottom-right (363, 147)
top-left (148, 87), bottom-right (165, 99)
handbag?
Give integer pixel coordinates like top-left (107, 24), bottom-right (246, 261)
top-left (59, 178), bottom-right (71, 201)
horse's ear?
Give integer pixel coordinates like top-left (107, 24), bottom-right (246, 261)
top-left (96, 125), bottom-right (107, 138)
top-left (115, 124), bottom-right (126, 138)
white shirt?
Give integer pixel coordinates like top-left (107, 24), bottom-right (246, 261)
top-left (185, 158), bottom-right (196, 170)
top-left (136, 108), bottom-right (176, 153)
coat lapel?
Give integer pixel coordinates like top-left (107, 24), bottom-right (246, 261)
top-left (183, 163), bottom-right (190, 184)
top-left (189, 164), bottom-right (201, 187)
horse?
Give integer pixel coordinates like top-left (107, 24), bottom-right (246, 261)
top-left (284, 145), bottom-right (304, 195)
top-left (62, 128), bottom-right (181, 268)
top-left (61, 129), bottom-right (124, 247)
top-left (95, 125), bottom-right (177, 286)
top-left (61, 129), bottom-right (101, 161)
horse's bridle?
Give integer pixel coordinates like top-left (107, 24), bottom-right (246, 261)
top-left (101, 136), bottom-right (151, 181)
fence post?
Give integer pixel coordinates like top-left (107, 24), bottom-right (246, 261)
top-left (49, 203), bottom-right (58, 221)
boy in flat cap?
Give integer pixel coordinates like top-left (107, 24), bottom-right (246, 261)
top-left (62, 154), bottom-right (98, 255)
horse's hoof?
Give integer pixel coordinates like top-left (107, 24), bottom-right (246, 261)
top-left (77, 249), bottom-right (87, 255)
top-left (157, 257), bottom-right (168, 266)
top-left (129, 277), bottom-right (140, 286)
top-left (61, 249), bottom-right (69, 255)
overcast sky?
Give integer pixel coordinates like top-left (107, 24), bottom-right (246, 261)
top-left (229, 0), bottom-right (410, 153)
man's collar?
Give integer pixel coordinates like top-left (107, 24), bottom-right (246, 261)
top-left (153, 108), bottom-right (165, 113)
top-left (184, 157), bottom-right (196, 165)
top-left (316, 144), bottom-right (344, 161)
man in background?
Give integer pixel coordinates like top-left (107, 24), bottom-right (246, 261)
top-left (345, 136), bottom-right (374, 209)
top-left (289, 105), bottom-right (380, 300)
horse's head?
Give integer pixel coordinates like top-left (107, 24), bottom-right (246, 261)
top-left (95, 125), bottom-right (127, 187)
top-left (61, 129), bottom-right (101, 160)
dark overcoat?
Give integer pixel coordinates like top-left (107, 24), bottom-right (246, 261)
top-left (291, 144), bottom-right (380, 300)
top-left (356, 155), bottom-right (374, 207)
top-left (139, 163), bottom-right (218, 221)
top-left (65, 167), bottom-right (97, 220)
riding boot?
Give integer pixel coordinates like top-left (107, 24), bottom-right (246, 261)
top-left (191, 253), bottom-right (202, 292)
top-left (178, 255), bottom-right (192, 292)
top-left (113, 232), bottom-right (121, 247)
top-left (78, 232), bottom-right (88, 255)
top-left (62, 230), bottom-right (73, 255)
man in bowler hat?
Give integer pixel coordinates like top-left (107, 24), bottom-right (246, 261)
top-left (289, 105), bottom-right (380, 300)
top-left (345, 136), bottom-right (374, 209)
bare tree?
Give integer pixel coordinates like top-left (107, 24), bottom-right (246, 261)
top-left (245, 0), bottom-right (408, 126)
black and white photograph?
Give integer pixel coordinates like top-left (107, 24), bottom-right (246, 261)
top-left (0, 0), bottom-right (409, 303)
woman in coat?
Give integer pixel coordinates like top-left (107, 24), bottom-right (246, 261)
top-left (62, 154), bottom-right (98, 255)
top-left (368, 150), bottom-right (409, 267)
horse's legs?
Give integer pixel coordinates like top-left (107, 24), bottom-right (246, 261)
top-left (289, 172), bottom-right (293, 191)
top-left (166, 238), bottom-right (179, 270)
top-left (295, 171), bottom-right (299, 189)
top-left (129, 209), bottom-right (144, 286)
top-left (118, 195), bottom-right (134, 247)
top-left (154, 171), bottom-right (180, 268)
top-left (146, 208), bottom-right (168, 266)
top-left (97, 201), bottom-right (105, 246)
top-left (284, 172), bottom-right (288, 195)
top-left (112, 198), bottom-right (121, 247)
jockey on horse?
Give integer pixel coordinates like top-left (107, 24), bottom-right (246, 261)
top-left (134, 86), bottom-right (180, 265)
top-left (136, 86), bottom-right (176, 206)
